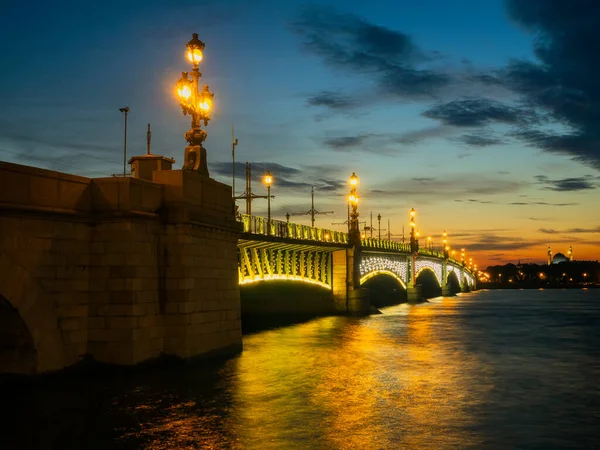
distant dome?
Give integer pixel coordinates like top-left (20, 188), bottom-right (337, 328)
top-left (552, 253), bottom-right (568, 264)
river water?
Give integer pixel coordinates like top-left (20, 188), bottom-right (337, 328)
top-left (2, 289), bottom-right (600, 449)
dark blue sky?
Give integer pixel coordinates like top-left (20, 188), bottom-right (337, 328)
top-left (1, 0), bottom-right (598, 265)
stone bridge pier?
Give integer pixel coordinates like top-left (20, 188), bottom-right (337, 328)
top-left (0, 159), bottom-right (242, 375)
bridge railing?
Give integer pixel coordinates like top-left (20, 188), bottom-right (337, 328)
top-left (239, 214), bottom-right (348, 244)
top-left (361, 237), bottom-right (411, 252)
top-left (418, 248), bottom-right (446, 258)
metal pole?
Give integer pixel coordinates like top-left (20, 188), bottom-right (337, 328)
top-left (347, 203), bottom-right (350, 233)
top-left (388, 219), bottom-right (391, 241)
top-left (146, 123), bottom-right (151, 155)
top-left (232, 124), bottom-right (238, 198)
top-left (311, 186), bottom-right (315, 227)
top-left (247, 162), bottom-right (252, 216)
top-left (370, 211), bottom-right (373, 238)
top-left (267, 185), bottom-right (271, 227)
top-left (119, 106), bottom-right (130, 176)
top-left (378, 214), bottom-right (381, 240)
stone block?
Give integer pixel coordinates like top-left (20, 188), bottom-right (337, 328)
top-left (109, 265), bottom-right (137, 279)
top-left (59, 317), bottom-right (84, 331)
top-left (87, 317), bottom-right (106, 329)
top-left (56, 305), bottom-right (87, 318)
top-left (107, 316), bottom-right (138, 329)
top-left (165, 314), bottom-right (191, 326)
top-left (88, 328), bottom-right (126, 343)
top-left (107, 278), bottom-right (126, 291)
top-left (135, 291), bottom-right (158, 304)
top-left (138, 315), bottom-right (161, 328)
top-left (62, 329), bottom-right (87, 344)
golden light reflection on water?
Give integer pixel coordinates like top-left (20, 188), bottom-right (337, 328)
top-left (223, 298), bottom-right (491, 449)
top-left (116, 297), bottom-right (494, 449)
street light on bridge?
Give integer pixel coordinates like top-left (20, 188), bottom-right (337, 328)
top-left (409, 208), bottom-right (419, 253)
top-left (263, 170), bottom-right (273, 233)
top-left (175, 33), bottom-right (214, 175)
top-left (348, 172), bottom-right (360, 243)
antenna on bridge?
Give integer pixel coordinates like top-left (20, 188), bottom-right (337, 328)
top-left (289, 186), bottom-right (334, 227)
top-left (234, 162), bottom-right (274, 215)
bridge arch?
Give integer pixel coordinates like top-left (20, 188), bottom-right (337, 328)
top-left (359, 254), bottom-right (408, 288)
top-left (0, 252), bottom-right (64, 374)
top-left (415, 266), bottom-right (442, 287)
top-left (446, 270), bottom-right (461, 293)
top-left (359, 270), bottom-right (406, 289)
top-left (415, 258), bottom-right (443, 287)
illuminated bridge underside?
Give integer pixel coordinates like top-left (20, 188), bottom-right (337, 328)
top-left (359, 254), bottom-right (408, 288)
top-left (238, 239), bottom-right (338, 289)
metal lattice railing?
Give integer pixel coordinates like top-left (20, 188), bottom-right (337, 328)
top-left (360, 238), bottom-right (411, 252)
top-left (239, 214), bottom-right (347, 244)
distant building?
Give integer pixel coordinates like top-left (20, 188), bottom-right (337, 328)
top-left (547, 246), bottom-right (574, 265)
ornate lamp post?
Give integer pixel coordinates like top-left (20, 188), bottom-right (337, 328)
top-left (427, 236), bottom-right (432, 251)
top-left (348, 172), bottom-right (360, 244)
top-left (377, 213), bottom-right (382, 240)
top-left (409, 208), bottom-right (418, 254)
top-left (263, 170), bottom-right (273, 233)
top-left (175, 33), bottom-right (214, 175)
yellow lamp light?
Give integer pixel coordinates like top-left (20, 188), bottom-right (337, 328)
top-left (186, 33), bottom-right (205, 65)
top-left (349, 172), bottom-right (358, 186)
top-left (176, 72), bottom-right (192, 100)
top-left (409, 208), bottom-right (416, 218)
top-left (264, 170), bottom-right (273, 186)
top-left (199, 85), bottom-right (213, 112)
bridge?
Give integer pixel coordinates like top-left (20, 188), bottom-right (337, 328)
top-left (237, 214), bottom-right (475, 314)
top-left (0, 160), bottom-right (477, 375)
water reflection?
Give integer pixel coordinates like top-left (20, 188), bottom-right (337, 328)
top-left (3, 290), bottom-right (599, 449)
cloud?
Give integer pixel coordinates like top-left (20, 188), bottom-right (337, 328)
top-left (534, 175), bottom-right (597, 191)
top-left (323, 134), bottom-right (370, 151)
top-left (210, 161), bottom-right (348, 193)
top-left (211, 161), bottom-right (301, 178)
top-left (457, 132), bottom-right (505, 147)
top-left (306, 91), bottom-right (358, 110)
top-left (539, 226), bottom-right (600, 234)
top-left (500, 0), bottom-right (600, 169)
top-left (508, 201), bottom-right (578, 206)
top-left (370, 174), bottom-right (524, 201)
top-left (422, 98), bottom-right (531, 127)
top-left (292, 5), bottom-right (450, 101)
top-left (467, 199), bottom-right (494, 204)
top-left (393, 125), bottom-right (453, 145)
top-left (450, 232), bottom-right (582, 253)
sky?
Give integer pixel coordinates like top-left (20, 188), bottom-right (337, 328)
top-left (0, 0), bottom-right (599, 268)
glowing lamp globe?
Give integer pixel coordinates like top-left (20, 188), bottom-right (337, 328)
top-left (186, 33), bottom-right (205, 65)
top-left (176, 72), bottom-right (192, 100)
top-left (264, 171), bottom-right (273, 186)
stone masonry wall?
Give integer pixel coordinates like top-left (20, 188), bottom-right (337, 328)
top-left (0, 161), bottom-right (242, 374)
